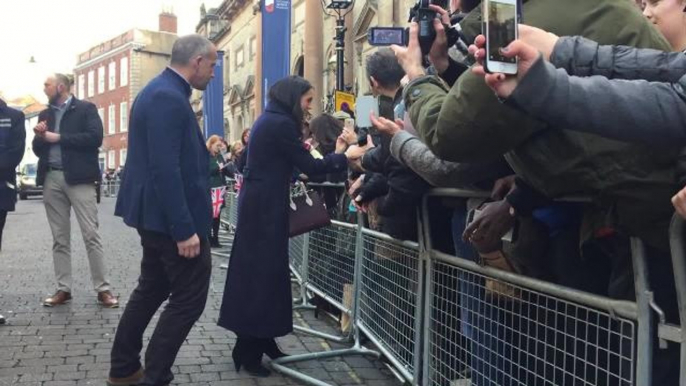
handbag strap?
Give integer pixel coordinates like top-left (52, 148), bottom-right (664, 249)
top-left (290, 181), bottom-right (313, 209)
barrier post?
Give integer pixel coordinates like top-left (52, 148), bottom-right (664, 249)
top-left (630, 237), bottom-right (654, 386)
top-left (669, 215), bottom-right (686, 384)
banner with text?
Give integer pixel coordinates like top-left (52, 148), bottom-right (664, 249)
top-left (261, 0), bottom-right (292, 110)
top-left (203, 50), bottom-right (225, 139)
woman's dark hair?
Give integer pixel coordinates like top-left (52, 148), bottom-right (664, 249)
top-left (268, 75), bottom-right (313, 125)
top-left (241, 129), bottom-right (250, 145)
top-left (309, 114), bottom-right (343, 156)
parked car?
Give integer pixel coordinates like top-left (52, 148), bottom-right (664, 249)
top-left (17, 163), bottom-right (42, 200)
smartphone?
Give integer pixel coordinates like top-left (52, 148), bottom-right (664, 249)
top-left (483, 0), bottom-right (519, 75)
top-left (344, 118), bottom-right (355, 131)
top-left (355, 95), bottom-right (379, 128)
top-left (367, 27), bottom-right (408, 46)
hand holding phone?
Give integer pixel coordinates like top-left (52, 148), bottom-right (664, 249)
top-left (355, 96), bottom-right (379, 128)
top-left (483, 0), bottom-right (519, 75)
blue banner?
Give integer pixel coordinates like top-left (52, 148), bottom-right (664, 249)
top-left (261, 0), bottom-right (291, 110)
top-left (203, 50), bottom-right (225, 139)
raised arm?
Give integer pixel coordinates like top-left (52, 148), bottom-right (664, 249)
top-left (509, 57), bottom-right (686, 146)
top-left (551, 36), bottom-right (686, 82)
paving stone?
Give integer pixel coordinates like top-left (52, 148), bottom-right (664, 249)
top-left (0, 199), bottom-right (400, 386)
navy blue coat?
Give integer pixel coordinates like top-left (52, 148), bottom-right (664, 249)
top-left (218, 102), bottom-right (347, 338)
top-left (115, 69), bottom-right (211, 241)
top-left (0, 100), bottom-right (25, 211)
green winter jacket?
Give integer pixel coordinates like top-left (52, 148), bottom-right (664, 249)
top-left (405, 0), bottom-right (678, 250)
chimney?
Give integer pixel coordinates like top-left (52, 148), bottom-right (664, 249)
top-left (159, 10), bottom-right (177, 34)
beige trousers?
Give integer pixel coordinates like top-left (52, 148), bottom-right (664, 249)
top-left (43, 171), bottom-right (109, 293)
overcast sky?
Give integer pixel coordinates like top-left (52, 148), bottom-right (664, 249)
top-left (0, 0), bottom-right (223, 102)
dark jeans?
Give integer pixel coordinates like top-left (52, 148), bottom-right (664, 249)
top-left (211, 218), bottom-right (221, 243)
top-left (109, 230), bottom-right (212, 386)
top-left (0, 210), bottom-right (6, 250)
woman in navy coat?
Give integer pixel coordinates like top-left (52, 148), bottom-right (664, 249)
top-left (218, 76), bottom-right (350, 376)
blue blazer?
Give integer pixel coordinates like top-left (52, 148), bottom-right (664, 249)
top-left (115, 69), bottom-right (211, 241)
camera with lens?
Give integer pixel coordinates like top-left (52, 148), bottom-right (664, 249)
top-left (367, 0), bottom-right (464, 56)
top-left (409, 0), bottom-right (447, 54)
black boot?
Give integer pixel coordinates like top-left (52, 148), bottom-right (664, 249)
top-left (232, 337), bottom-right (271, 377)
top-left (263, 338), bottom-right (288, 360)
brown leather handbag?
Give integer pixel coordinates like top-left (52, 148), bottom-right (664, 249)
top-left (288, 182), bottom-right (331, 237)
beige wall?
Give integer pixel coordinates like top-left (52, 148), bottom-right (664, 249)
top-left (131, 30), bottom-right (177, 101)
top-left (216, 2), bottom-right (258, 142)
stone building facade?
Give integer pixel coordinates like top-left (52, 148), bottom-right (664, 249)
top-left (194, 0), bottom-right (417, 137)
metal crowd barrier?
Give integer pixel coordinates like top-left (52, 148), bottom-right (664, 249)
top-left (668, 215), bottom-right (686, 385)
top-left (222, 185), bottom-right (673, 386)
top-left (102, 181), bottom-right (120, 198)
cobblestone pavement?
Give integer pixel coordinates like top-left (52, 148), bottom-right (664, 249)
top-left (0, 198), bottom-right (400, 386)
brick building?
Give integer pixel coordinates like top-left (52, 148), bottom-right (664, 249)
top-left (74, 12), bottom-right (179, 171)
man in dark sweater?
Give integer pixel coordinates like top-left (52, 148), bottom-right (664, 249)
top-left (33, 73), bottom-right (118, 309)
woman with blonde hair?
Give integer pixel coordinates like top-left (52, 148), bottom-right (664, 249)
top-left (207, 135), bottom-right (227, 248)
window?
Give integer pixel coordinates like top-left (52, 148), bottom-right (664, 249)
top-left (88, 71), bottom-right (95, 97)
top-left (249, 37), bottom-right (256, 59)
top-left (108, 150), bottom-right (115, 169)
top-left (119, 149), bottom-right (127, 166)
top-left (120, 102), bottom-right (128, 132)
top-left (97, 108), bottom-right (105, 126)
top-left (108, 105), bottom-right (116, 135)
top-left (108, 62), bottom-right (117, 91)
top-left (235, 46), bottom-right (244, 68)
top-left (98, 66), bottom-right (105, 94)
top-left (78, 74), bottom-right (85, 99)
top-left (120, 57), bottom-right (129, 86)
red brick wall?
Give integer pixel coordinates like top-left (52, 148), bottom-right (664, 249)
top-left (75, 49), bottom-right (132, 169)
top-left (159, 13), bottom-right (178, 34)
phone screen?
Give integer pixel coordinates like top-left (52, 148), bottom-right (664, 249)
top-left (371, 28), bottom-right (404, 45)
top-left (355, 96), bottom-right (379, 128)
top-left (487, 1), bottom-right (517, 64)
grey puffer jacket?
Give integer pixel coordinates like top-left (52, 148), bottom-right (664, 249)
top-left (508, 36), bottom-right (686, 146)
top-left (389, 130), bottom-right (509, 188)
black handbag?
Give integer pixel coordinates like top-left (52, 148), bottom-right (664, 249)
top-left (289, 182), bottom-right (331, 237)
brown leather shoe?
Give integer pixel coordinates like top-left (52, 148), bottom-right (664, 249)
top-left (107, 368), bottom-right (144, 386)
top-left (98, 291), bottom-right (119, 308)
top-left (43, 291), bottom-right (72, 307)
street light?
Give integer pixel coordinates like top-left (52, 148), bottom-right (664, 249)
top-left (320, 0), bottom-right (354, 92)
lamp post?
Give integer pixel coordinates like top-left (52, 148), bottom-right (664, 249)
top-left (320, 0), bottom-right (354, 92)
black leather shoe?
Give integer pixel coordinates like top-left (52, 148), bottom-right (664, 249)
top-left (0, 314), bottom-right (5, 325)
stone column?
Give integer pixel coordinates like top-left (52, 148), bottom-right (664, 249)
top-left (255, 7), bottom-right (264, 117)
top-left (344, 10), bottom-right (354, 89)
top-left (304, 0), bottom-right (324, 115)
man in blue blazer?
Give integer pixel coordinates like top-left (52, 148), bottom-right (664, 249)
top-left (108, 35), bottom-right (217, 386)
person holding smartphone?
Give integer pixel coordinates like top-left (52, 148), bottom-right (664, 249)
top-left (394, 1), bottom-right (681, 385)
